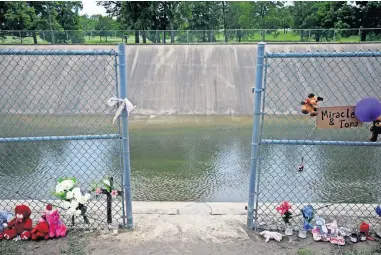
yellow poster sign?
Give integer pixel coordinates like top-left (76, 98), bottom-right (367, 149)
top-left (316, 106), bottom-right (363, 129)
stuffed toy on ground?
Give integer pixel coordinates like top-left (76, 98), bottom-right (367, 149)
top-left (31, 215), bottom-right (49, 241)
top-left (1, 205), bottom-right (33, 240)
top-left (0, 210), bottom-right (13, 239)
top-left (45, 204), bottom-right (67, 238)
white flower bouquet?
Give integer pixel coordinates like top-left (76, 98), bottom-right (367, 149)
top-left (53, 177), bottom-right (91, 225)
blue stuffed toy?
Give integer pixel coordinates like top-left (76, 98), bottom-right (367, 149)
top-left (0, 210), bottom-right (13, 233)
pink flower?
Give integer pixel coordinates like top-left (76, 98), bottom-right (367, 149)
top-left (111, 190), bottom-right (118, 198)
top-left (95, 187), bottom-right (102, 195)
top-left (276, 201), bottom-right (291, 215)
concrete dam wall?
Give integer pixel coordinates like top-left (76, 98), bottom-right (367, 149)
top-left (1, 44), bottom-right (381, 115)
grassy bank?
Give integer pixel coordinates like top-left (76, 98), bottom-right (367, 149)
top-left (2, 30), bottom-right (380, 45)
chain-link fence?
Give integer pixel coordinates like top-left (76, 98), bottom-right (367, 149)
top-left (1, 28), bottom-right (381, 45)
top-left (247, 43), bottom-right (381, 232)
top-left (0, 45), bottom-right (133, 230)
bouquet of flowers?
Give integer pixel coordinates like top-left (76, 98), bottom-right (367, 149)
top-left (276, 201), bottom-right (293, 224)
top-left (53, 177), bottom-right (91, 225)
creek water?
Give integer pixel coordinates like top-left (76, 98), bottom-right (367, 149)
top-left (0, 115), bottom-right (380, 204)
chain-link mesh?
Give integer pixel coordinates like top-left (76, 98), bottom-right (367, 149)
top-left (255, 50), bottom-right (381, 231)
top-left (0, 49), bottom-right (124, 229)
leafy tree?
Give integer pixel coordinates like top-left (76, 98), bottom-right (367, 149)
top-left (186, 2), bottom-right (222, 42)
top-left (278, 6), bottom-right (294, 33)
top-left (94, 15), bottom-right (120, 42)
top-left (354, 1), bottom-right (381, 41)
top-left (79, 14), bottom-right (98, 40)
top-left (25, 1), bottom-right (84, 44)
top-left (2, 2), bottom-right (36, 43)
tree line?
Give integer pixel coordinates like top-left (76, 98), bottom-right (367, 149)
top-left (1, 1), bottom-right (381, 44)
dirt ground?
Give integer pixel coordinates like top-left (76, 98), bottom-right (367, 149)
top-left (1, 214), bottom-right (381, 255)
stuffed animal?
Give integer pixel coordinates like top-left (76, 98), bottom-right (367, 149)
top-left (0, 211), bottom-right (12, 233)
top-left (31, 215), bottom-right (49, 241)
top-left (259, 230), bottom-right (283, 242)
top-left (2, 205), bottom-right (33, 240)
top-left (0, 211), bottom-right (13, 239)
top-left (370, 117), bottom-right (381, 142)
top-left (326, 220), bottom-right (339, 236)
top-left (301, 93), bottom-right (324, 117)
top-left (45, 204), bottom-right (67, 238)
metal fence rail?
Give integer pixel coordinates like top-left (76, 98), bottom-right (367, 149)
top-left (247, 43), bottom-right (381, 232)
top-left (1, 28), bottom-right (381, 44)
top-left (0, 44), bottom-right (133, 230)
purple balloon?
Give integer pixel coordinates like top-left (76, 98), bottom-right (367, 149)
top-left (355, 97), bottom-right (381, 122)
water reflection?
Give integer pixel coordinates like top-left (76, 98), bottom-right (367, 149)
top-left (0, 116), bottom-right (380, 204)
top-left (0, 139), bottom-right (120, 200)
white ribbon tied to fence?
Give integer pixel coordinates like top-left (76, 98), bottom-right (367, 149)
top-left (107, 97), bottom-right (137, 124)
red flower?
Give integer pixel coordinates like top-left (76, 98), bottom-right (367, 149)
top-left (276, 201), bottom-right (291, 215)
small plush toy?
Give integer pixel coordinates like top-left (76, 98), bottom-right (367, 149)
top-left (326, 220), bottom-right (339, 236)
top-left (0, 211), bottom-right (13, 239)
top-left (0, 211), bottom-right (13, 233)
top-left (301, 93), bottom-right (324, 117)
top-left (370, 117), bottom-right (381, 142)
top-left (2, 205), bottom-right (33, 240)
top-left (45, 204), bottom-right (67, 238)
top-left (259, 230), bottom-right (283, 242)
top-left (31, 215), bottom-right (49, 241)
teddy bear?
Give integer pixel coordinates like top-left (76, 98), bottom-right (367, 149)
top-left (0, 210), bottom-right (13, 239)
top-left (370, 117), bottom-right (381, 142)
top-left (259, 230), bottom-right (283, 242)
top-left (31, 215), bottom-right (49, 241)
top-left (45, 204), bottom-right (67, 238)
top-left (1, 205), bottom-right (33, 240)
top-left (301, 93), bottom-right (324, 117)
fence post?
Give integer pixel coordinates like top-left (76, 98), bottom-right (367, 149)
top-left (247, 42), bottom-right (265, 230)
top-left (118, 43), bottom-right (134, 229)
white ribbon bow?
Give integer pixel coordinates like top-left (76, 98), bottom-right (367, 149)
top-left (107, 97), bottom-right (136, 124)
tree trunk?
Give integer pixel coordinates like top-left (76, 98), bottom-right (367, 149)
top-left (202, 31), bottom-right (206, 42)
top-left (360, 31), bottom-right (367, 41)
top-left (223, 1), bottom-right (228, 42)
top-left (135, 30), bottom-right (139, 43)
top-left (163, 31), bottom-right (166, 43)
top-left (170, 23), bottom-right (174, 43)
top-left (156, 30), bottom-right (160, 43)
top-left (142, 30), bottom-right (147, 43)
top-left (237, 29), bottom-right (242, 42)
top-left (32, 31), bottom-right (38, 44)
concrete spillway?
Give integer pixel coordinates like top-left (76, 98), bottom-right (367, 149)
top-left (1, 43), bottom-right (381, 115)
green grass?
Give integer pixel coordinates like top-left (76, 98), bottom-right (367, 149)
top-left (83, 35), bottom-right (150, 44)
top-left (0, 35), bottom-right (49, 44)
top-left (297, 248), bottom-right (315, 255)
top-left (2, 29), bottom-right (380, 44)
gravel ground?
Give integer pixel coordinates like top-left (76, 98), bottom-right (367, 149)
top-left (1, 214), bottom-right (381, 255)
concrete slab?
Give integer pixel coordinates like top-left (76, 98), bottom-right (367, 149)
top-left (1, 44), bottom-right (381, 116)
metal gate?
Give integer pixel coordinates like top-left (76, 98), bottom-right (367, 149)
top-left (0, 44), bottom-right (133, 230)
top-left (247, 43), bottom-right (381, 231)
